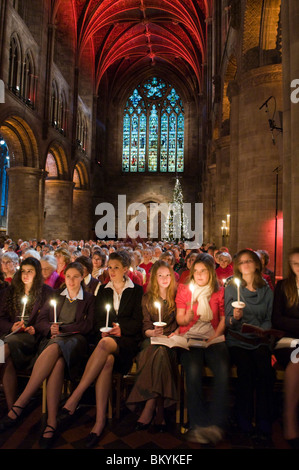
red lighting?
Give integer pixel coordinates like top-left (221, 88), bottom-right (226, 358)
top-left (53, 0), bottom-right (207, 91)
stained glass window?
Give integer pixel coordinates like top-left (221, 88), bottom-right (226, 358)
top-left (122, 77), bottom-right (184, 173)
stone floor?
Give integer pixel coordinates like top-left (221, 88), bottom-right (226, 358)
top-left (0, 378), bottom-right (293, 456)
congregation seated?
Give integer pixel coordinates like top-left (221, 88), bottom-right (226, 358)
top-left (0, 235), bottom-right (296, 450)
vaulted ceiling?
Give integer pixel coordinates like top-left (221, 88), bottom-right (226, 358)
top-left (52, 0), bottom-right (210, 94)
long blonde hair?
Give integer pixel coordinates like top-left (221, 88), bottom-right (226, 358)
top-left (145, 260), bottom-right (176, 313)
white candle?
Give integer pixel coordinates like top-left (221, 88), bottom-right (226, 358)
top-left (105, 304), bottom-right (111, 328)
top-left (189, 282), bottom-right (195, 309)
top-left (50, 299), bottom-right (57, 323)
top-left (234, 278), bottom-right (241, 303)
top-left (154, 301), bottom-right (162, 324)
top-left (21, 296), bottom-right (28, 320)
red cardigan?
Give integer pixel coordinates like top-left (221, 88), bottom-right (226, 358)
top-left (175, 283), bottom-right (225, 334)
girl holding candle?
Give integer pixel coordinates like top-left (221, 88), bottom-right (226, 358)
top-left (126, 260), bottom-right (178, 431)
top-left (0, 257), bottom-right (53, 410)
top-left (59, 250), bottom-right (143, 448)
top-left (224, 249), bottom-right (274, 443)
top-left (272, 247), bottom-right (299, 448)
top-left (0, 261), bottom-right (95, 449)
top-left (175, 253), bottom-right (229, 445)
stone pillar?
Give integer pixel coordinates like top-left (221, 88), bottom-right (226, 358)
top-left (282, 0), bottom-right (299, 273)
top-left (6, 166), bottom-right (46, 240)
top-left (43, 180), bottom-right (74, 241)
top-left (230, 64), bottom-right (283, 275)
top-left (72, 189), bottom-right (93, 240)
top-left (214, 135), bottom-right (231, 250)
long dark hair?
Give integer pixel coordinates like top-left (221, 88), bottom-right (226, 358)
top-left (232, 249), bottom-right (266, 289)
top-left (9, 257), bottom-right (44, 319)
top-left (283, 247), bottom-right (299, 307)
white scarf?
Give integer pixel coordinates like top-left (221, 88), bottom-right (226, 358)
top-left (192, 283), bottom-right (213, 322)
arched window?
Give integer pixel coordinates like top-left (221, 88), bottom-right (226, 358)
top-left (8, 36), bottom-right (21, 95)
top-left (0, 138), bottom-right (10, 229)
top-left (22, 50), bottom-right (35, 107)
top-left (122, 77), bottom-right (184, 173)
top-left (45, 153), bottom-right (58, 178)
top-left (50, 80), bottom-right (59, 128)
top-left (58, 91), bottom-right (67, 135)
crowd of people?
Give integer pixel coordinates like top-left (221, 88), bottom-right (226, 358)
top-left (0, 235), bottom-right (298, 450)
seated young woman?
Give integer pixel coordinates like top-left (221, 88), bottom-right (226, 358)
top-left (58, 250), bottom-right (143, 448)
top-left (272, 247), bottom-right (299, 449)
top-left (0, 257), bottom-right (53, 411)
top-left (0, 261), bottom-right (95, 449)
top-left (225, 249), bottom-right (274, 443)
top-left (176, 252), bottom-right (229, 445)
top-left (126, 260), bottom-right (179, 431)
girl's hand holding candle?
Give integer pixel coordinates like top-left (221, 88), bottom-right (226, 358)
top-left (50, 299), bottom-right (57, 323)
top-left (232, 278), bottom-right (246, 309)
top-left (153, 301), bottom-right (166, 327)
top-left (100, 304), bottom-right (112, 332)
top-left (21, 296), bottom-right (28, 320)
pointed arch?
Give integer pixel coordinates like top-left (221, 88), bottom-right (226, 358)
top-left (73, 160), bottom-right (89, 189)
top-left (0, 115), bottom-right (39, 168)
top-left (45, 141), bottom-right (69, 179)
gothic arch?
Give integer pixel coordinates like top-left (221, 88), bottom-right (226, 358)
top-left (72, 160), bottom-right (89, 189)
top-left (45, 141), bottom-right (69, 179)
top-left (0, 114), bottom-right (39, 167)
top-left (242, 0), bottom-right (281, 72)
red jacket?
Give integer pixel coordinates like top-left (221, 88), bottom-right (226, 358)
top-left (175, 283), bottom-right (225, 334)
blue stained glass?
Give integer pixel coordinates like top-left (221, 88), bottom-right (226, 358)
top-left (167, 88), bottom-right (179, 106)
top-left (122, 78), bottom-right (184, 173)
top-left (143, 77), bottom-right (167, 99)
top-left (130, 89), bottom-right (142, 107)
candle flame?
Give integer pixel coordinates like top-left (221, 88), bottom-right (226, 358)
top-left (189, 282), bottom-right (195, 292)
top-left (22, 296), bottom-right (28, 305)
top-left (154, 301), bottom-right (161, 309)
top-left (234, 278), bottom-right (240, 287)
top-left (106, 304), bottom-right (111, 311)
top-left (50, 299), bottom-right (57, 306)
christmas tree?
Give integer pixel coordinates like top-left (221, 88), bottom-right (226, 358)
top-left (164, 178), bottom-right (190, 241)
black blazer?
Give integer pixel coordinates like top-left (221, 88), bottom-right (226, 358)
top-left (93, 282), bottom-right (143, 345)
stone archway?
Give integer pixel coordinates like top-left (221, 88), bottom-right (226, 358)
top-left (43, 143), bottom-right (73, 241)
top-left (0, 115), bottom-right (43, 240)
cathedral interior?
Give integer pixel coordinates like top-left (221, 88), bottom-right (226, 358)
top-left (1, 0), bottom-right (297, 279)
top-left (0, 0), bottom-right (298, 453)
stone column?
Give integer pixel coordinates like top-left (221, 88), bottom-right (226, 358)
top-left (231, 64), bottom-right (283, 275)
top-left (43, 180), bottom-right (74, 241)
top-left (214, 135), bottom-right (231, 250)
top-left (281, 0), bottom-right (299, 273)
top-left (72, 189), bottom-right (93, 240)
top-left (6, 166), bottom-right (46, 240)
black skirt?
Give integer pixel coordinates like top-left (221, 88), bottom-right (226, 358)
top-left (4, 332), bottom-right (40, 371)
top-left (38, 334), bottom-right (89, 380)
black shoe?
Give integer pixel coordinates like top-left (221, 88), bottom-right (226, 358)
top-left (85, 432), bottom-right (101, 448)
top-left (39, 424), bottom-right (57, 449)
top-left (0, 405), bottom-right (25, 433)
top-left (57, 406), bottom-right (77, 427)
top-left (135, 421), bottom-right (152, 431)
